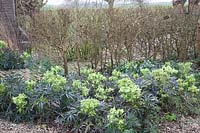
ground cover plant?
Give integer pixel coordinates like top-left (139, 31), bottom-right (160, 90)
top-left (0, 41), bottom-right (25, 70)
top-left (0, 60), bottom-right (199, 132)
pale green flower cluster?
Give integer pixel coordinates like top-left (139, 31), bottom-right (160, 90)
top-left (107, 107), bottom-right (124, 130)
top-left (140, 68), bottom-right (151, 79)
top-left (82, 69), bottom-right (112, 100)
top-left (177, 74), bottom-right (199, 94)
top-left (72, 80), bottom-right (89, 96)
top-left (109, 69), bottom-right (122, 81)
top-left (43, 66), bottom-right (67, 91)
top-left (152, 64), bottom-right (178, 84)
top-left (25, 80), bottom-right (36, 92)
top-left (12, 93), bottom-right (28, 113)
top-left (178, 62), bottom-right (192, 78)
top-left (0, 40), bottom-right (6, 49)
top-left (117, 78), bottom-right (141, 102)
top-left (95, 86), bottom-right (113, 100)
top-left (87, 72), bottom-right (106, 85)
top-left (80, 98), bottom-right (100, 117)
top-left (80, 68), bottom-right (94, 76)
top-left (0, 41), bottom-right (6, 55)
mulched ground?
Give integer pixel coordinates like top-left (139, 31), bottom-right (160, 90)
top-left (0, 116), bottom-right (199, 133)
top-left (159, 116), bottom-right (200, 133)
top-left (0, 119), bottom-right (69, 133)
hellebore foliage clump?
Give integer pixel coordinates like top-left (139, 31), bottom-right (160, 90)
top-left (0, 60), bottom-right (199, 132)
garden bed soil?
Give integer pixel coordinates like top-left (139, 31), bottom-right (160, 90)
top-left (159, 116), bottom-right (200, 133)
top-left (0, 116), bottom-right (200, 133)
top-left (0, 119), bottom-right (67, 133)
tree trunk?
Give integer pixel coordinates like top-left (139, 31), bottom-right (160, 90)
top-left (108, 0), bottom-right (114, 9)
top-left (62, 51), bottom-right (68, 76)
top-left (196, 19), bottom-right (200, 58)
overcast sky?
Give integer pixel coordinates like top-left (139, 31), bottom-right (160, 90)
top-left (47, 0), bottom-right (172, 5)
top-left (48, 0), bottom-right (65, 5)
